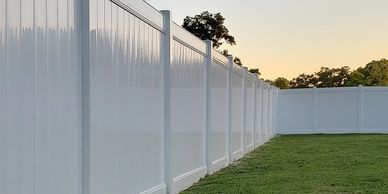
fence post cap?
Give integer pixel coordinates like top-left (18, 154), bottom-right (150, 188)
top-left (227, 56), bottom-right (234, 70)
top-left (205, 39), bottom-right (213, 45)
top-left (160, 10), bottom-right (172, 15)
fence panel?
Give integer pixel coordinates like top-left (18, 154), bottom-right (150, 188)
top-left (316, 88), bottom-right (358, 133)
top-left (230, 66), bottom-right (245, 161)
top-left (269, 87), bottom-right (275, 138)
top-left (254, 81), bottom-right (263, 147)
top-left (363, 87), bottom-right (388, 132)
top-left (88, 1), bottom-right (165, 193)
top-left (274, 88), bottom-right (279, 135)
top-left (278, 89), bottom-right (314, 134)
top-left (170, 39), bottom-right (207, 193)
top-left (262, 85), bottom-right (269, 141)
top-left (268, 87), bottom-right (273, 138)
top-left (0, 0), bottom-right (83, 193)
top-left (245, 75), bottom-right (256, 152)
top-left (208, 59), bottom-right (230, 174)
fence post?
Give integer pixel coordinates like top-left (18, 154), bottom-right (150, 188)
top-left (161, 10), bottom-right (173, 194)
top-left (205, 40), bottom-right (212, 174)
top-left (242, 67), bottom-right (248, 154)
top-left (227, 56), bottom-right (233, 164)
top-left (313, 86), bottom-right (318, 133)
top-left (358, 85), bottom-right (364, 132)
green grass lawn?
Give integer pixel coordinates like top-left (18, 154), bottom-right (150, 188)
top-left (182, 134), bottom-right (388, 194)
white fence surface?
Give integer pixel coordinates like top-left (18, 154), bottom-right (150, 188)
top-left (278, 87), bottom-right (388, 134)
top-left (0, 0), bottom-right (83, 194)
top-left (3, 1), bottom-right (388, 194)
top-left (0, 0), bottom-right (278, 194)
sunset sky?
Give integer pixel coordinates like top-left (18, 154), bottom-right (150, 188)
top-left (148, 0), bottom-right (388, 80)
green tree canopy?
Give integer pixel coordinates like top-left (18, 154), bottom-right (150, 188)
top-left (234, 57), bottom-right (243, 66)
top-left (221, 49), bottom-right (246, 67)
top-left (290, 74), bottom-right (317, 88)
top-left (273, 77), bottom-right (290, 89)
top-left (360, 59), bottom-right (388, 86)
top-left (345, 69), bottom-right (366, 87)
top-left (264, 79), bottom-right (274, 85)
top-left (249, 68), bottom-right (261, 76)
top-left (183, 11), bottom-right (236, 48)
top-left (221, 49), bottom-right (230, 57)
top-left (315, 66), bottom-right (350, 88)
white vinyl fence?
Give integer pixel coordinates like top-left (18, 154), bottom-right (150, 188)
top-left (0, 0), bottom-right (83, 194)
top-left (278, 86), bottom-right (388, 134)
top-left (0, 0), bottom-right (279, 194)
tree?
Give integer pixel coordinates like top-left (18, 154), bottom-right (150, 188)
top-left (345, 69), bottom-right (366, 87)
top-left (221, 49), bottom-right (245, 66)
top-left (315, 66), bottom-right (350, 88)
top-left (273, 77), bottom-right (290, 89)
top-left (360, 59), bottom-right (388, 86)
top-left (315, 67), bottom-right (333, 87)
top-left (264, 79), bottom-right (274, 85)
top-left (182, 11), bottom-right (236, 48)
top-left (234, 57), bottom-right (243, 66)
top-left (249, 68), bottom-right (261, 76)
top-left (221, 49), bottom-right (230, 57)
top-left (290, 74), bottom-right (317, 88)
top-left (334, 66), bottom-right (351, 87)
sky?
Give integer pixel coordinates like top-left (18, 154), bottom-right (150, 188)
top-left (147, 0), bottom-right (388, 80)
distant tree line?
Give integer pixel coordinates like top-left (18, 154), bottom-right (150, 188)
top-left (268, 58), bottom-right (388, 89)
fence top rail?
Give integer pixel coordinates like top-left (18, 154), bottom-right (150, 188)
top-left (111, 0), bottom-right (164, 31)
top-left (212, 59), bottom-right (230, 70)
top-left (212, 50), bottom-right (229, 66)
top-left (172, 22), bottom-right (207, 55)
top-left (362, 86), bottom-right (388, 91)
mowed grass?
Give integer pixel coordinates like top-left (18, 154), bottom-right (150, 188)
top-left (182, 134), bottom-right (388, 194)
